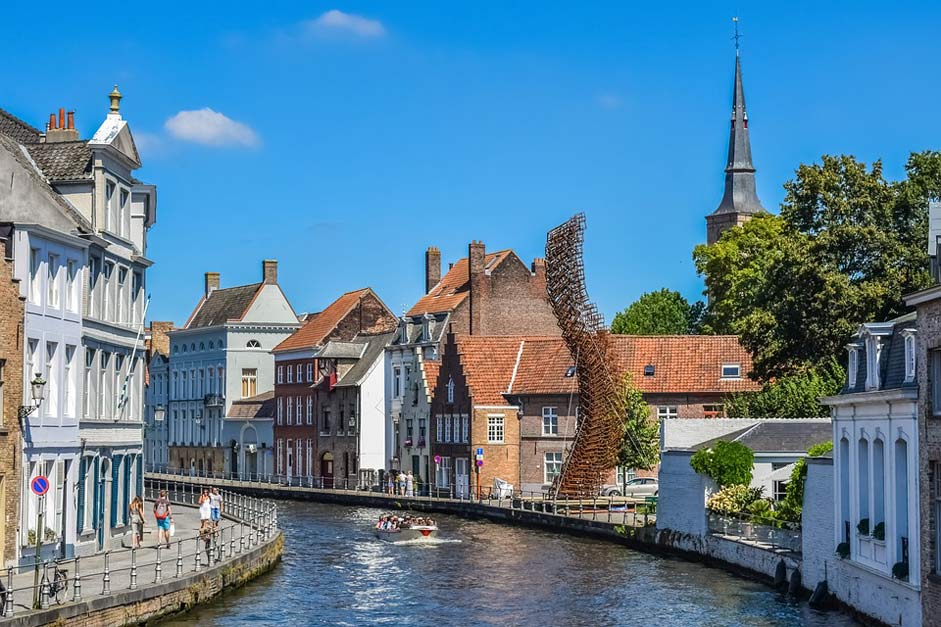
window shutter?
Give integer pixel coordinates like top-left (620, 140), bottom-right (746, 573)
top-left (92, 457), bottom-right (100, 530)
top-left (136, 455), bottom-right (143, 498)
top-left (76, 457), bottom-right (86, 534)
top-left (110, 456), bottom-right (120, 528)
top-left (124, 457), bottom-right (132, 523)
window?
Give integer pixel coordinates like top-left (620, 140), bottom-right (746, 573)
top-left (66, 259), bottom-right (78, 312)
top-left (643, 365), bottom-right (655, 377)
top-left (29, 248), bottom-right (41, 304)
top-left (246, 339), bottom-right (261, 348)
top-left (772, 463), bottom-right (789, 501)
top-left (286, 397), bottom-right (293, 425)
top-left (306, 363), bottom-right (313, 382)
top-left (88, 255), bottom-right (100, 317)
top-left (544, 452), bottom-right (563, 484)
top-left (616, 466), bottom-right (636, 486)
top-left (321, 406), bottom-right (331, 434)
top-left (64, 345), bottom-right (76, 417)
top-left (287, 366), bottom-right (293, 384)
top-left (462, 415), bottom-right (468, 443)
top-left (83, 349), bottom-right (95, 419)
top-left (277, 439), bottom-right (284, 474)
top-left (444, 416), bottom-right (451, 443)
top-left (447, 376), bottom-right (454, 404)
top-left (132, 271), bottom-right (142, 321)
top-left (277, 397), bottom-right (283, 425)
top-left (721, 363), bottom-right (741, 379)
top-left (393, 366), bottom-right (402, 398)
top-left (436, 456), bottom-right (451, 488)
top-left (306, 440), bottom-right (313, 477)
top-left (932, 350), bottom-right (941, 416)
top-left (904, 333), bottom-right (916, 383)
top-left (103, 262), bottom-right (114, 320)
top-left (847, 347), bottom-right (859, 389)
top-left (933, 462), bottom-right (941, 574)
top-left (106, 182), bottom-right (115, 231)
top-left (117, 267), bottom-right (128, 323)
top-left (657, 406), bottom-right (678, 420)
top-left (703, 404), bottom-right (724, 418)
top-left (419, 418), bottom-right (427, 442)
top-left (296, 395), bottom-right (302, 422)
top-left (487, 415), bottom-right (504, 444)
top-left (99, 352), bottom-right (110, 419)
top-left (542, 407), bottom-right (558, 435)
top-left (45, 342), bottom-right (58, 416)
top-left (296, 365), bottom-right (302, 382)
top-left (241, 369), bottom-right (257, 398)
top-left (47, 253), bottom-right (60, 308)
top-left (120, 188), bottom-right (129, 237)
top-left (436, 416), bottom-right (443, 443)
top-left (306, 396), bottom-right (313, 425)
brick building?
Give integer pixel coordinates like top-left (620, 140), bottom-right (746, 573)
top-left (272, 288), bottom-right (396, 485)
top-left (0, 231), bottom-right (24, 567)
top-left (389, 241), bottom-right (559, 484)
top-left (432, 333), bottom-right (759, 495)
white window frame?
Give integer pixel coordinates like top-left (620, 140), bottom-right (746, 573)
top-left (277, 439), bottom-right (284, 474)
top-left (436, 416), bottom-right (443, 443)
top-left (903, 331), bottom-right (916, 383)
top-left (277, 366), bottom-right (283, 384)
top-left (447, 376), bottom-right (454, 404)
top-left (487, 414), bottom-right (504, 444)
top-left (542, 407), bottom-right (558, 435)
top-left (721, 363), bottom-right (741, 379)
top-left (544, 451), bottom-right (563, 485)
top-left (847, 346), bottom-right (859, 389)
top-left (286, 366), bottom-right (293, 384)
top-left (306, 363), bottom-right (313, 382)
top-left (462, 415), bottom-right (468, 443)
top-left (296, 395), bottom-right (302, 422)
top-left (296, 364), bottom-right (302, 382)
top-left (657, 406), bottom-right (678, 420)
top-left (286, 397), bottom-right (293, 425)
top-left (444, 416), bottom-right (451, 443)
top-left (393, 366), bottom-right (402, 398)
top-left (277, 397), bottom-right (283, 425)
top-left (47, 253), bottom-right (60, 309)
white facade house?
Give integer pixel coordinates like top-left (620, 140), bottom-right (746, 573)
top-left (819, 313), bottom-right (921, 624)
top-left (163, 263), bottom-right (299, 475)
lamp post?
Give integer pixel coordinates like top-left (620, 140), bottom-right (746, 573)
top-left (18, 373), bottom-right (47, 428)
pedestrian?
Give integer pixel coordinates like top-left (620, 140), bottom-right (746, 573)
top-left (209, 487), bottom-right (223, 529)
top-left (398, 470), bottom-right (406, 495)
top-left (129, 495), bottom-right (145, 548)
top-left (153, 489), bottom-right (173, 549)
top-left (198, 489), bottom-right (212, 524)
top-left (386, 472), bottom-right (394, 495)
top-left (406, 471), bottom-right (414, 497)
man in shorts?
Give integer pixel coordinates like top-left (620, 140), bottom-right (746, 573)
top-left (153, 489), bottom-right (173, 548)
top-left (209, 487), bottom-right (223, 529)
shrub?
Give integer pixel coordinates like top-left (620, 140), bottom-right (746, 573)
top-left (892, 561), bottom-right (909, 581)
top-left (857, 518), bottom-right (870, 536)
top-left (690, 440), bottom-right (754, 488)
top-left (873, 521), bottom-right (885, 541)
top-left (707, 484), bottom-right (765, 515)
top-left (836, 542), bottom-right (850, 558)
top-left (779, 440), bottom-right (834, 521)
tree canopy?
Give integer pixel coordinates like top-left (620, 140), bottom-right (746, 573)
top-left (725, 358), bottom-right (845, 419)
top-left (695, 152), bottom-right (941, 381)
top-left (617, 378), bottom-right (659, 471)
top-left (611, 288), bottom-right (704, 335)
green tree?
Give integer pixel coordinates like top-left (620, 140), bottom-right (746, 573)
top-left (689, 440), bottom-right (754, 488)
top-left (777, 440), bottom-right (834, 521)
top-left (695, 152), bottom-right (939, 381)
top-left (617, 378), bottom-right (659, 471)
top-left (611, 289), bottom-right (703, 335)
top-left (725, 358), bottom-right (845, 418)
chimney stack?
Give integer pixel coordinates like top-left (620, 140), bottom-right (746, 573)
top-left (531, 258), bottom-right (547, 293)
top-left (262, 259), bottom-right (278, 284)
top-left (204, 272), bottom-right (220, 297)
top-left (148, 321), bottom-right (175, 356)
top-left (468, 241), bottom-right (486, 334)
top-left (45, 108), bottom-right (79, 143)
top-left (425, 246), bottom-right (441, 294)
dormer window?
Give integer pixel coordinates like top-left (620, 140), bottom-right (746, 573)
top-left (422, 314), bottom-right (434, 342)
top-left (865, 335), bottom-right (881, 391)
top-left (902, 330), bottom-right (917, 383)
top-left (447, 376), bottom-right (454, 404)
top-left (399, 319), bottom-right (409, 345)
top-left (846, 345), bottom-right (859, 389)
top-left (721, 364), bottom-right (741, 379)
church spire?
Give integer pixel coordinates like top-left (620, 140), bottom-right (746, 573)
top-left (707, 18), bottom-right (766, 245)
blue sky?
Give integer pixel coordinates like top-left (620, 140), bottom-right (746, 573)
top-left (4, 2), bottom-right (941, 324)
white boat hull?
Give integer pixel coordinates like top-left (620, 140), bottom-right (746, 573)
top-left (374, 526), bottom-right (439, 542)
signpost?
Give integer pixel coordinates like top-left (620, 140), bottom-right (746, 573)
top-left (31, 475), bottom-right (49, 608)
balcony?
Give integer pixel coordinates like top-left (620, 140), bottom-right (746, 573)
top-left (204, 393), bottom-right (225, 408)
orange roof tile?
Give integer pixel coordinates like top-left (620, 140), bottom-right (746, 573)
top-left (274, 289), bottom-right (371, 352)
top-left (420, 359), bottom-right (441, 402)
top-left (406, 250), bottom-right (512, 316)
top-left (454, 335), bottom-right (556, 405)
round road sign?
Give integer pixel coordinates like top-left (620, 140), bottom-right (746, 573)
top-left (433, 455), bottom-right (442, 464)
top-left (476, 459), bottom-right (483, 467)
top-left (31, 475), bottom-right (49, 496)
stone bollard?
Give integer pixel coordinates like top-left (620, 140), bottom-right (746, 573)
top-left (194, 537), bottom-right (201, 572)
top-left (102, 552), bottom-right (111, 595)
top-left (155, 545), bottom-right (163, 583)
top-left (130, 548), bottom-right (138, 589)
top-left (72, 557), bottom-right (82, 602)
top-left (40, 562), bottom-right (50, 610)
top-left (176, 541), bottom-right (183, 578)
top-left (4, 567), bottom-right (13, 617)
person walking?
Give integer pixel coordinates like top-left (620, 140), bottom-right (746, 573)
top-left (209, 487), bottom-right (224, 529)
top-left (406, 471), bottom-right (414, 497)
top-left (129, 496), bottom-right (145, 548)
top-left (397, 470), bottom-right (407, 496)
top-left (153, 489), bottom-right (173, 549)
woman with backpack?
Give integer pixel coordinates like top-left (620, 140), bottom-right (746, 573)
top-left (153, 489), bottom-right (173, 548)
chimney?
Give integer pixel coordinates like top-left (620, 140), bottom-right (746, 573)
top-left (531, 257), bottom-right (547, 291)
top-left (149, 321), bottom-right (175, 356)
top-left (204, 272), bottom-right (220, 297)
top-left (45, 108), bottom-right (79, 143)
top-left (262, 259), bottom-right (278, 284)
top-left (468, 240), bottom-right (486, 334)
top-left (425, 246), bottom-right (441, 293)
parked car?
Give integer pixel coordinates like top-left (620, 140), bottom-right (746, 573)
top-left (600, 477), bottom-right (658, 497)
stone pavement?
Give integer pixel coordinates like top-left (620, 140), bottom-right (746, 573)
top-left (1, 504), bottom-right (260, 616)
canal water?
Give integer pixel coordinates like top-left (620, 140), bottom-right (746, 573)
top-left (161, 501), bottom-right (858, 626)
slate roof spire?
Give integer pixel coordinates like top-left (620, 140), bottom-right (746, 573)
top-left (706, 19), bottom-right (766, 245)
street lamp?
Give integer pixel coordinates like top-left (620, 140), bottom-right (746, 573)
top-left (154, 405), bottom-right (166, 422)
top-left (18, 373), bottom-right (47, 426)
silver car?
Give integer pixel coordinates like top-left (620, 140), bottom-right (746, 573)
top-left (601, 477), bottom-right (658, 497)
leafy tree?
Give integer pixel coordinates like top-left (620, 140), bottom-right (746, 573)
top-left (695, 152), bottom-right (940, 381)
top-left (777, 441), bottom-right (834, 521)
top-left (611, 289), bottom-right (703, 335)
top-left (617, 377), bottom-right (659, 471)
top-left (689, 440), bottom-right (754, 488)
top-left (725, 358), bottom-right (845, 418)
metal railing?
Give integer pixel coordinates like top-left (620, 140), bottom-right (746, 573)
top-left (707, 511), bottom-right (802, 553)
top-left (0, 480), bottom-right (278, 619)
top-left (150, 468), bottom-right (657, 528)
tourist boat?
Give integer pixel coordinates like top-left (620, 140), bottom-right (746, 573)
top-left (374, 517), bottom-right (439, 542)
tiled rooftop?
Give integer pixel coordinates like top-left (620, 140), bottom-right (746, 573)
top-left (407, 250), bottom-right (512, 317)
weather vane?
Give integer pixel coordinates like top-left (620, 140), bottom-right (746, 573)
top-left (732, 17), bottom-right (741, 55)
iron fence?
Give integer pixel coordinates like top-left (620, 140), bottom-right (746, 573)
top-left (707, 511), bottom-right (802, 554)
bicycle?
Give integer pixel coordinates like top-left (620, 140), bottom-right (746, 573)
top-left (41, 561), bottom-right (68, 604)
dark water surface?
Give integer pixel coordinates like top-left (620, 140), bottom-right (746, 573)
top-left (161, 501), bottom-right (857, 626)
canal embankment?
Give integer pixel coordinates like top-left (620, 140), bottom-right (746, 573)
top-left (0, 483), bottom-right (282, 627)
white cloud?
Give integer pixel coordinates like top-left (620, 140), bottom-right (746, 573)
top-left (305, 9), bottom-right (385, 39)
top-left (597, 93), bottom-right (623, 110)
top-left (164, 108), bottom-right (259, 147)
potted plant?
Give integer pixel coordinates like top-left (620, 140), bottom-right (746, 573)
top-left (872, 522), bottom-right (885, 541)
top-left (856, 518), bottom-right (870, 536)
top-left (892, 561), bottom-right (909, 581)
top-left (404, 438), bottom-right (413, 448)
top-left (836, 542), bottom-right (850, 559)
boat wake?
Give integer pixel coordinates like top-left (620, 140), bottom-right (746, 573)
top-left (388, 537), bottom-right (463, 546)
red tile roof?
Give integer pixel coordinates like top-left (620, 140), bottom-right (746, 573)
top-left (454, 336), bottom-right (555, 405)
top-left (274, 288), bottom-right (372, 352)
top-left (421, 359), bottom-right (441, 402)
top-left (406, 250), bottom-right (513, 316)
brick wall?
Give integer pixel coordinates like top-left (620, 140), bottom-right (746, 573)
top-left (0, 236), bottom-right (23, 567)
top-left (471, 406), bottom-right (519, 492)
top-left (470, 247), bottom-right (559, 337)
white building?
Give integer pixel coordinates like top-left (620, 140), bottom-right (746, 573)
top-left (165, 262), bottom-right (298, 475)
top-left (145, 349), bottom-right (169, 472)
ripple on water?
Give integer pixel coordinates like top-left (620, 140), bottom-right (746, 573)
top-left (157, 502), bottom-right (860, 627)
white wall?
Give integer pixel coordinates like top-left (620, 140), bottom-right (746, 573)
top-left (656, 450), bottom-right (712, 536)
top-left (661, 418), bottom-right (758, 450)
top-left (359, 354), bottom-right (386, 472)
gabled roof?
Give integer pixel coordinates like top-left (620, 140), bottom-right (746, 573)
top-left (274, 288), bottom-right (383, 352)
top-left (226, 390), bottom-right (276, 420)
top-left (185, 283), bottom-right (263, 329)
top-left (453, 335), bottom-right (554, 406)
top-left (334, 332), bottom-right (395, 388)
top-left (24, 141), bottom-right (93, 181)
top-left (407, 250), bottom-right (513, 316)
top-left (316, 341), bottom-right (368, 360)
top-left (693, 420), bottom-right (832, 454)
top-left (0, 108), bottom-right (41, 144)
top-left (420, 359), bottom-right (440, 403)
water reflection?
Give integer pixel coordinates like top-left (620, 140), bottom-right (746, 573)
top-left (160, 501), bottom-right (858, 626)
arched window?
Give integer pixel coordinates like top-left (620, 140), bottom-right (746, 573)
top-left (199, 342), bottom-right (205, 351)
top-left (873, 438), bottom-right (885, 534)
top-left (190, 343), bottom-right (196, 352)
top-left (246, 339), bottom-right (261, 348)
top-left (181, 344), bottom-right (187, 353)
top-left (895, 438), bottom-right (910, 569)
top-left (447, 376), bottom-right (455, 404)
top-left (840, 437), bottom-right (850, 545)
top-left (172, 344), bottom-right (178, 354)
top-left (858, 437), bottom-right (870, 529)
top-left (209, 341), bottom-right (214, 350)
